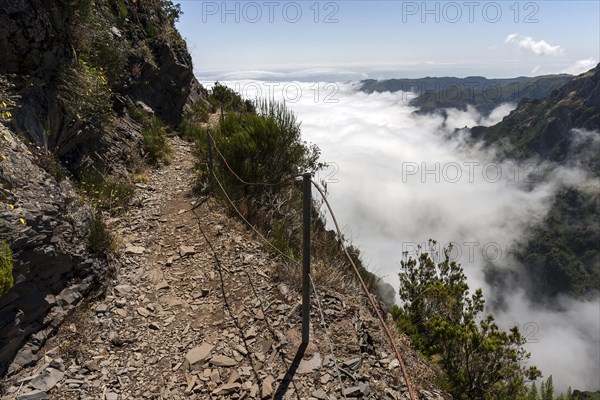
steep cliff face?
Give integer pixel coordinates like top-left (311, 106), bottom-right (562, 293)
top-left (0, 0), bottom-right (204, 375)
top-left (0, 126), bottom-right (103, 375)
top-left (0, 0), bottom-right (204, 168)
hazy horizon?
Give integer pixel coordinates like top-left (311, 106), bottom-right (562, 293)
top-left (195, 67), bottom-right (583, 84)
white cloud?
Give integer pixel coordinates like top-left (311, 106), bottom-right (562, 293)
top-left (505, 33), bottom-right (565, 56)
top-left (562, 58), bottom-right (598, 75)
top-left (495, 293), bottom-right (600, 392)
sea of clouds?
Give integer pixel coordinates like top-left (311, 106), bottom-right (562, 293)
top-left (212, 80), bottom-right (600, 392)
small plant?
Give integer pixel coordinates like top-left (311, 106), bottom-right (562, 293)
top-left (39, 152), bottom-right (66, 182)
top-left (132, 173), bottom-right (149, 184)
top-left (0, 241), bottom-right (14, 297)
top-left (88, 213), bottom-right (114, 254)
top-left (180, 118), bottom-right (207, 143)
top-left (55, 59), bottom-right (113, 128)
top-left (115, 0), bottom-right (128, 19)
top-left (132, 41), bottom-right (157, 70)
top-left (68, 0), bottom-right (94, 22)
top-left (187, 102), bottom-right (210, 124)
top-left (79, 166), bottom-right (135, 214)
top-left (0, 75), bottom-right (17, 123)
top-left (129, 106), bottom-right (173, 165)
top-left (142, 117), bottom-right (172, 165)
top-left (160, 0), bottom-right (183, 25)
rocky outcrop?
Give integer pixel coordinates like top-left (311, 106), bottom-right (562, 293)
top-left (0, 0), bottom-right (205, 169)
top-left (0, 125), bottom-right (109, 375)
top-left (125, 40), bottom-right (200, 127)
top-left (0, 0), bottom-right (71, 77)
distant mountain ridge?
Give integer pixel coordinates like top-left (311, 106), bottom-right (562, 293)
top-left (471, 64), bottom-right (600, 173)
top-left (360, 74), bottom-right (572, 116)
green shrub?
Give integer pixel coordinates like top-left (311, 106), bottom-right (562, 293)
top-left (77, 31), bottom-right (127, 87)
top-left (55, 60), bottom-right (113, 128)
top-left (116, 0), bottom-right (128, 19)
top-left (160, 0), bottom-right (183, 25)
top-left (189, 103), bottom-right (210, 124)
top-left (132, 41), bottom-right (157, 69)
top-left (141, 116), bottom-right (173, 165)
top-left (397, 242), bottom-right (541, 400)
top-left (211, 100), bottom-right (320, 199)
top-left (180, 117), bottom-right (207, 143)
top-left (68, 0), bottom-right (128, 87)
top-left (190, 98), bottom-right (321, 258)
top-left (188, 92), bottom-right (390, 302)
top-left (79, 166), bottom-right (135, 214)
top-left (129, 106), bottom-right (173, 165)
top-left (209, 82), bottom-right (255, 114)
top-left (88, 213), bottom-right (114, 254)
top-left (0, 241), bottom-right (14, 297)
top-left (67, 0), bottom-right (94, 22)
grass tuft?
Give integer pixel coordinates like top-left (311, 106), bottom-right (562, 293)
top-left (0, 241), bottom-right (14, 297)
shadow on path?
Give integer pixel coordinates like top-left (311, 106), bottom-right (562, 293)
top-left (274, 342), bottom-right (307, 399)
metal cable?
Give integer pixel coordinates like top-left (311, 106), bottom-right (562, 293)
top-left (191, 206), bottom-right (265, 395)
top-left (212, 171), bottom-right (299, 266)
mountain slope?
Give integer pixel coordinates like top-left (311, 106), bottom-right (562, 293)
top-left (471, 65), bottom-right (600, 301)
top-left (470, 64), bottom-right (600, 172)
top-left (0, 3), bottom-right (453, 399)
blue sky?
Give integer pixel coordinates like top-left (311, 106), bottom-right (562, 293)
top-left (176, 1), bottom-right (600, 80)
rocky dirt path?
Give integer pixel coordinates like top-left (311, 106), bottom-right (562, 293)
top-left (2, 136), bottom-right (447, 400)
